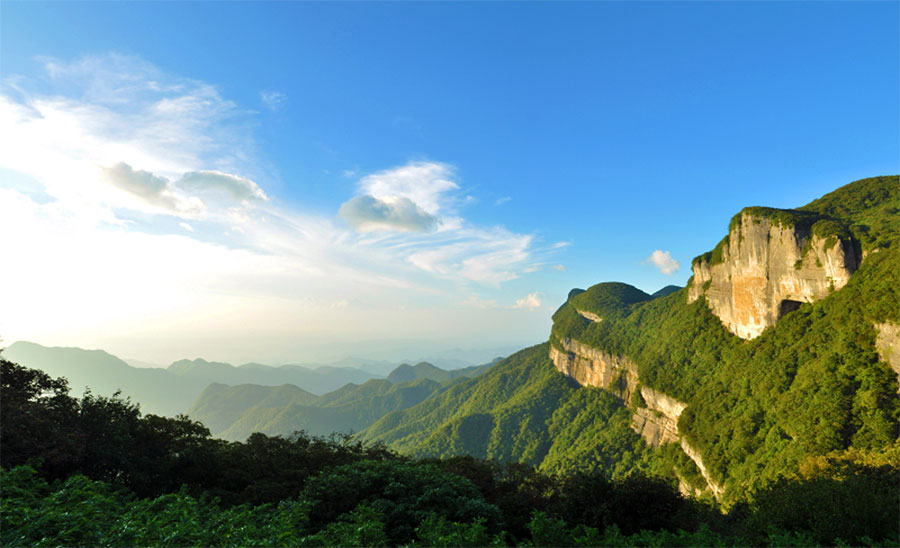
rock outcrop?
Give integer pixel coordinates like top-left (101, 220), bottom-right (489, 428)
top-left (688, 208), bottom-right (859, 339)
top-left (680, 439), bottom-right (724, 497)
top-left (550, 337), bottom-right (721, 495)
top-left (550, 338), bottom-right (640, 405)
top-left (875, 321), bottom-right (900, 383)
top-left (575, 309), bottom-right (603, 323)
top-left (549, 338), bottom-right (684, 448)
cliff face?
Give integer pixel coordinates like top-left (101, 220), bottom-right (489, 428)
top-left (549, 339), bottom-right (686, 448)
top-left (550, 337), bottom-right (722, 495)
top-left (876, 321), bottom-right (900, 383)
top-left (688, 209), bottom-right (859, 339)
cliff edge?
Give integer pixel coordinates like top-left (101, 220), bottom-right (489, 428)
top-left (688, 207), bottom-right (859, 339)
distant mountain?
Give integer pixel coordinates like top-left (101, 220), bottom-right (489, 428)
top-left (166, 358), bottom-right (377, 394)
top-left (187, 359), bottom-right (499, 441)
top-left (1, 342), bottom-right (381, 417)
top-left (651, 285), bottom-right (681, 298)
top-left (398, 346), bottom-right (518, 370)
top-left (1, 342), bottom-right (208, 417)
top-left (188, 378), bottom-right (444, 441)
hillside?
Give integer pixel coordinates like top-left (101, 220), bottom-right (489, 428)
top-left (188, 361), bottom-right (498, 440)
top-left (361, 176), bottom-right (900, 501)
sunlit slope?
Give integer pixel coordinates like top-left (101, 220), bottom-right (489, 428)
top-left (360, 344), bottom-right (662, 479)
top-left (362, 176), bottom-right (900, 498)
top-left (187, 360), bottom-right (498, 441)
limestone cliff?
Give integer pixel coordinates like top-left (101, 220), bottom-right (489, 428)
top-left (550, 339), bottom-right (639, 405)
top-left (550, 337), bottom-right (720, 495)
top-left (875, 321), bottom-right (900, 383)
top-left (549, 338), bottom-right (684, 448)
top-left (688, 208), bottom-right (859, 339)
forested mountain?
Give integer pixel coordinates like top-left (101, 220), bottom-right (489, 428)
top-left (188, 361), bottom-right (497, 440)
top-left (2, 175), bottom-right (898, 546)
top-left (361, 176), bottom-right (900, 503)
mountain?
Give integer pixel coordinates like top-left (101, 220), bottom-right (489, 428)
top-left (386, 360), bottom-right (497, 384)
top-left (1, 343), bottom-right (380, 416)
top-left (187, 360), bottom-right (499, 441)
top-left (360, 176), bottom-right (900, 502)
top-left (0, 342), bottom-right (209, 417)
top-left (167, 358), bottom-right (378, 394)
top-left (651, 285), bottom-right (681, 298)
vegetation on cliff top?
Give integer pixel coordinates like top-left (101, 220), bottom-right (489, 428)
top-left (692, 175), bottom-right (896, 268)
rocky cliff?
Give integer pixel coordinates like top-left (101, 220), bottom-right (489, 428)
top-left (687, 208), bottom-right (860, 339)
top-left (550, 337), bottom-right (722, 494)
top-left (876, 321), bottom-right (900, 383)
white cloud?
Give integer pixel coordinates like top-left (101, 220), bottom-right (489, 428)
top-left (511, 293), bottom-right (542, 310)
top-left (177, 170), bottom-right (268, 202)
top-left (101, 162), bottom-right (181, 210)
top-left (645, 249), bottom-right (680, 275)
top-left (0, 53), bottom-right (568, 362)
top-left (356, 161), bottom-right (458, 215)
top-left (260, 90), bottom-right (286, 111)
top-left (339, 194), bottom-right (437, 233)
top-left (553, 264), bottom-right (566, 271)
top-left (496, 196), bottom-right (511, 205)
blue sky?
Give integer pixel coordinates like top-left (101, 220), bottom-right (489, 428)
top-left (1, 2), bottom-right (897, 364)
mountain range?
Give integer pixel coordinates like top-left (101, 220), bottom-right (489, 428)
top-left (3, 175), bottom-right (896, 507)
top-left (0, 342), bottom-right (497, 418)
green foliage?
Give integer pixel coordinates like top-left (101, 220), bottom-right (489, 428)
top-left (630, 386), bottom-right (646, 408)
top-left (549, 249), bottom-right (898, 502)
top-left (413, 514), bottom-right (505, 547)
top-left (568, 282), bottom-right (652, 319)
top-left (800, 175), bottom-right (900, 251)
top-left (299, 459), bottom-right (502, 545)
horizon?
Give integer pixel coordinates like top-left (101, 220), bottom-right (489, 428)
top-left (1, 2), bottom-right (897, 364)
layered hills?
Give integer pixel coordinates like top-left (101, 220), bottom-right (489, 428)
top-left (0, 343), bottom-right (382, 416)
top-left (187, 362), bottom-right (493, 440)
top-left (361, 176), bottom-right (900, 502)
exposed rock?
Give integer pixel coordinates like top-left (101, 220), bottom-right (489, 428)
top-left (550, 338), bottom-right (684, 448)
top-left (688, 209), bottom-right (859, 339)
top-left (677, 474), bottom-right (705, 498)
top-left (550, 338), bottom-right (639, 402)
top-left (575, 309), bottom-right (603, 323)
top-left (875, 321), bottom-right (900, 382)
top-left (631, 407), bottom-right (678, 446)
top-left (550, 337), bottom-right (723, 498)
top-left (680, 439), bottom-right (724, 498)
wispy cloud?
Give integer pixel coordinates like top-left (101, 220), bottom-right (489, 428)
top-left (496, 196), bottom-right (511, 205)
top-left (645, 249), bottom-right (680, 275)
top-left (260, 90), bottom-right (287, 111)
top-left (0, 53), bottom-right (566, 359)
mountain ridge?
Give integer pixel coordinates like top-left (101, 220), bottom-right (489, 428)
top-left (361, 175), bottom-right (900, 502)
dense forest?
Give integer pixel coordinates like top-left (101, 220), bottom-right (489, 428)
top-left (2, 358), bottom-right (898, 546)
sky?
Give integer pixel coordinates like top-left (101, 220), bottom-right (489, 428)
top-left (1, 2), bottom-right (897, 365)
